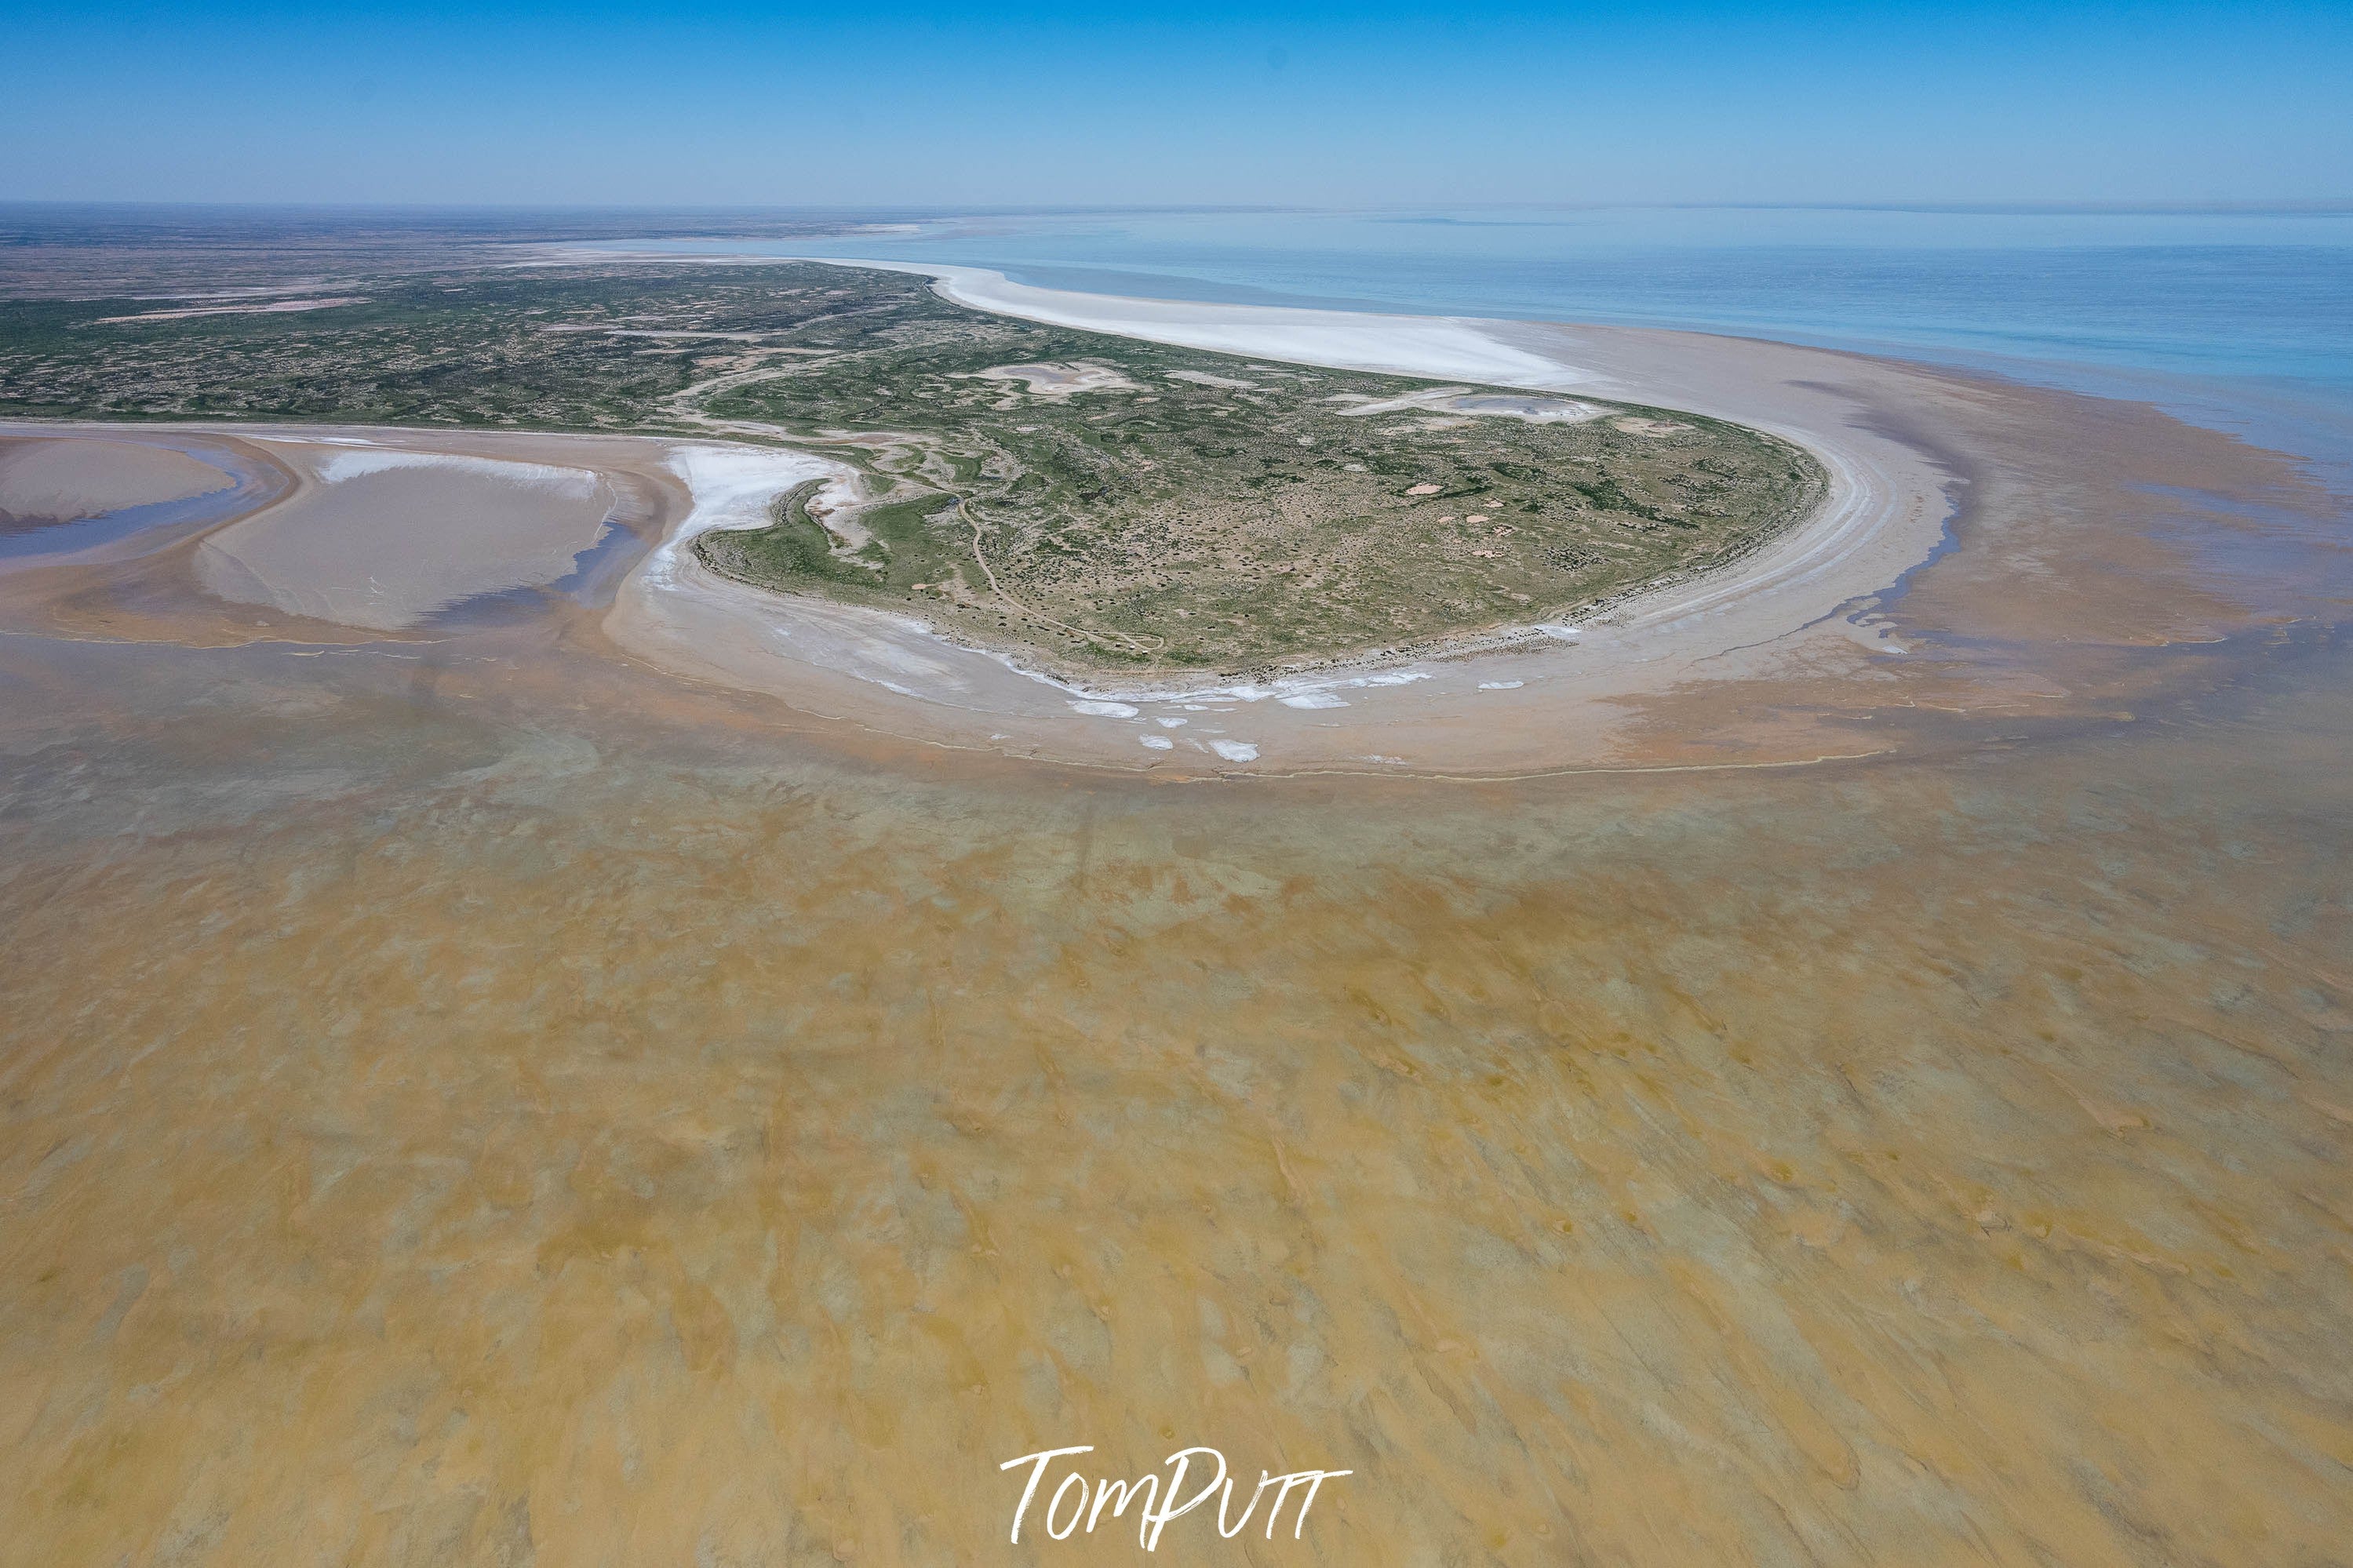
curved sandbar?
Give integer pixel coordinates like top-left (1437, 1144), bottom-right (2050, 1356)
top-left (603, 263), bottom-right (1954, 775)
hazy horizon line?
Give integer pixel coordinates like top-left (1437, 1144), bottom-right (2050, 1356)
top-left (5, 198), bottom-right (2352, 219)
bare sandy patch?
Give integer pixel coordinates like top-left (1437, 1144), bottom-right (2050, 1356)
top-left (537, 325), bottom-right (782, 342)
top-left (0, 437), bottom-right (233, 522)
top-left (962, 362), bottom-right (1142, 399)
top-left (1612, 415), bottom-right (1694, 437)
top-left (89, 297), bottom-right (367, 324)
top-left (1166, 369), bottom-right (1259, 390)
top-left (1336, 387), bottom-right (1606, 424)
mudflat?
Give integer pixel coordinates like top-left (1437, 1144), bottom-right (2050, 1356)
top-left (0, 435), bottom-right (231, 523)
top-left (196, 445), bottom-right (617, 630)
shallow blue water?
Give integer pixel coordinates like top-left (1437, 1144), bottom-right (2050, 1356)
top-left (0, 431), bottom-right (286, 564)
top-left (610, 206), bottom-right (2353, 476)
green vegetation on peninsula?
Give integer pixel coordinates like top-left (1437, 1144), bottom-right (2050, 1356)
top-left (0, 260), bottom-right (1822, 674)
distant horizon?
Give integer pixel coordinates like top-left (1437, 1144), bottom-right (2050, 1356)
top-left (7, 198), bottom-right (2353, 219)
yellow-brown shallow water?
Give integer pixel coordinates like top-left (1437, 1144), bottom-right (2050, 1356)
top-left (6, 631), bottom-right (2353, 1567)
top-left (4, 365), bottom-right (2352, 1567)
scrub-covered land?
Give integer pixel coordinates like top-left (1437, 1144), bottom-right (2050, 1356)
top-left (0, 260), bottom-right (1821, 673)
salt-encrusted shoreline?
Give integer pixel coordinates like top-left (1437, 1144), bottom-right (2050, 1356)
top-left (590, 259), bottom-right (1952, 773)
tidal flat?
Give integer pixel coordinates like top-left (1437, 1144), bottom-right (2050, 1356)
top-left (2, 247), bottom-right (2351, 1567)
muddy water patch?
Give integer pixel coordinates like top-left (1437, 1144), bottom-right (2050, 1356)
top-left (5, 628), bottom-right (2352, 1566)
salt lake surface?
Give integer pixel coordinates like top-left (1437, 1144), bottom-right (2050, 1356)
top-left (5, 210), bottom-right (2351, 1566)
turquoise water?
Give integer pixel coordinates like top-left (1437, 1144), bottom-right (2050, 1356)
top-left (610, 206), bottom-right (2353, 472)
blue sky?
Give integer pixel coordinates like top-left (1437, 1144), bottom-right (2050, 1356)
top-left (3, 2), bottom-right (2348, 206)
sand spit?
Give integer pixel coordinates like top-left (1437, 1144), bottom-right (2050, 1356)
top-left (0, 435), bottom-right (233, 522)
top-left (595, 264), bottom-right (2333, 777)
top-left (805, 259), bottom-right (1590, 389)
top-left (586, 262), bottom-right (1954, 773)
